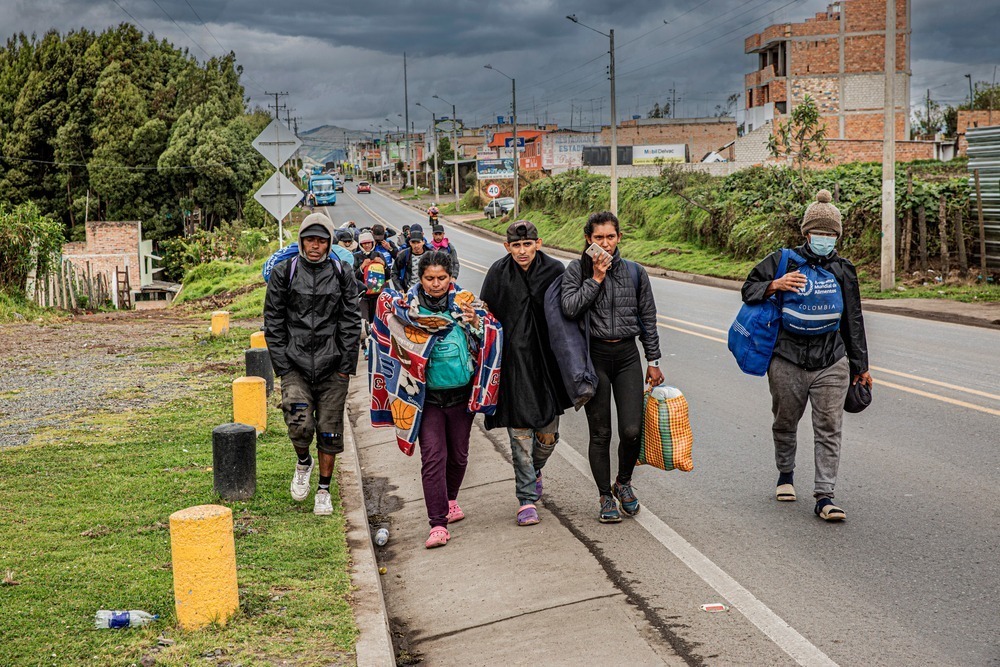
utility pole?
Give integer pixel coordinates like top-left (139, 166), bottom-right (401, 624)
top-left (265, 91), bottom-right (288, 120)
top-left (434, 94), bottom-right (462, 210)
top-left (880, 0), bottom-right (896, 291)
top-left (609, 28), bottom-right (617, 217)
top-left (567, 16), bottom-right (619, 216)
top-left (926, 88), bottom-right (931, 136)
top-left (404, 52), bottom-right (412, 191)
top-left (965, 73), bottom-right (974, 108)
top-left (512, 78), bottom-right (519, 217)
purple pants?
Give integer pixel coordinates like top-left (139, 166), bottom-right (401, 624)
top-left (418, 404), bottom-right (475, 528)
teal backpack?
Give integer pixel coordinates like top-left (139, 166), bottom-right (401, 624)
top-left (427, 321), bottom-right (474, 390)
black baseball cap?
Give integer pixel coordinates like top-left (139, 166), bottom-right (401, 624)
top-left (371, 223), bottom-right (386, 240)
top-left (408, 224), bottom-right (424, 242)
top-left (300, 223), bottom-right (331, 240)
top-left (506, 220), bottom-right (539, 242)
top-left (432, 225), bottom-right (445, 234)
top-left (335, 229), bottom-right (354, 243)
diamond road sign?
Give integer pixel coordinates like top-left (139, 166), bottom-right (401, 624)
top-left (253, 171), bottom-right (302, 222)
top-left (252, 119), bottom-right (302, 169)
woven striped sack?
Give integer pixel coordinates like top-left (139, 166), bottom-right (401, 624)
top-left (638, 385), bottom-right (693, 472)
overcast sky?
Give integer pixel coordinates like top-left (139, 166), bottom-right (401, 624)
top-left (4, 0), bottom-right (997, 135)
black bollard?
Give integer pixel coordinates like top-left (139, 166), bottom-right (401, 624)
top-left (212, 423), bottom-right (257, 501)
top-left (245, 348), bottom-right (274, 396)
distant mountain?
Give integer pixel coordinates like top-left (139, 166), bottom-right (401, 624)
top-left (298, 125), bottom-right (369, 166)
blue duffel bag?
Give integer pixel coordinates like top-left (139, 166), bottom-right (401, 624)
top-left (728, 249), bottom-right (789, 376)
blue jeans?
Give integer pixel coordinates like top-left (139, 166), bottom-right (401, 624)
top-left (507, 417), bottom-right (559, 505)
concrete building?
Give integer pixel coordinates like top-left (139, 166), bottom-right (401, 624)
top-left (602, 117), bottom-right (737, 162)
top-left (743, 0), bottom-right (912, 161)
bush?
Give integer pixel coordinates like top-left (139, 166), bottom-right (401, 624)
top-left (0, 201), bottom-right (64, 296)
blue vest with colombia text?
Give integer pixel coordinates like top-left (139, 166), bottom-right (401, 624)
top-left (780, 250), bottom-right (844, 335)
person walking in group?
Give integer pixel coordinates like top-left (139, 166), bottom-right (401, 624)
top-left (429, 224), bottom-right (460, 278)
top-left (369, 251), bottom-right (502, 548)
top-left (369, 223), bottom-right (398, 268)
top-left (740, 189), bottom-right (871, 521)
top-left (391, 223), bottom-right (428, 292)
top-left (480, 221), bottom-right (572, 526)
top-left (561, 211), bottom-right (663, 523)
top-left (263, 213), bottom-right (362, 515)
top-left (354, 230), bottom-right (388, 324)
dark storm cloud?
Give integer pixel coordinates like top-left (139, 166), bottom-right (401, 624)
top-left (2, 0), bottom-right (997, 130)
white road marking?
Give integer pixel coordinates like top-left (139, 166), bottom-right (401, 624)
top-left (555, 442), bottom-right (840, 667)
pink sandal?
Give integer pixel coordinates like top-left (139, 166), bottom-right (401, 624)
top-left (446, 500), bottom-right (465, 523)
top-left (425, 526), bottom-right (450, 548)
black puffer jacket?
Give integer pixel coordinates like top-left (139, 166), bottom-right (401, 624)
top-left (561, 250), bottom-right (661, 361)
top-left (741, 244), bottom-right (868, 376)
top-left (263, 256), bottom-right (362, 383)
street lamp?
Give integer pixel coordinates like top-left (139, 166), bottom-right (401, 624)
top-left (416, 102), bottom-right (440, 200)
top-left (433, 94), bottom-right (461, 211)
top-left (483, 65), bottom-right (519, 218)
top-left (567, 14), bottom-right (618, 216)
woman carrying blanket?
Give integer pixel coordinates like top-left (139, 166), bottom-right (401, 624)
top-left (369, 251), bottom-right (503, 548)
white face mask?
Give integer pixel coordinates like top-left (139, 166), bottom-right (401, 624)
top-left (809, 234), bottom-right (837, 256)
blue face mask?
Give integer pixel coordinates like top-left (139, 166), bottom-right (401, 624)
top-left (809, 235), bottom-right (837, 256)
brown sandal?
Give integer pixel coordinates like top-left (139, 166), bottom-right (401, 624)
top-left (775, 484), bottom-right (796, 502)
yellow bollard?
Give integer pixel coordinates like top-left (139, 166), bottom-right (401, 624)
top-left (169, 504), bottom-right (239, 630)
top-left (249, 331), bottom-right (267, 349)
top-left (210, 311), bottom-right (230, 337)
top-left (232, 376), bottom-right (266, 433)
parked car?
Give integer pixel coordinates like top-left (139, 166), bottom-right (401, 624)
top-left (334, 179), bottom-right (345, 192)
top-left (357, 181), bottom-right (371, 194)
top-left (483, 197), bottom-right (515, 218)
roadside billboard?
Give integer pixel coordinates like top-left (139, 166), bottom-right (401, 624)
top-left (541, 131), bottom-right (601, 170)
top-left (633, 144), bottom-right (688, 164)
top-left (477, 158), bottom-right (515, 180)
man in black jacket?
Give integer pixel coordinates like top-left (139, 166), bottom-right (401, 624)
top-left (480, 221), bottom-right (573, 526)
top-left (391, 224), bottom-right (428, 292)
top-left (264, 213), bottom-right (362, 516)
top-left (741, 189), bottom-right (872, 521)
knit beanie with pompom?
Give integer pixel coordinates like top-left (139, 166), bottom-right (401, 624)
top-left (800, 189), bottom-right (843, 238)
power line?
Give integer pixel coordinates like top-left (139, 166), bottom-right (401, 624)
top-left (108, 0), bottom-right (152, 34)
top-left (0, 154), bottom-right (256, 171)
top-left (180, 0), bottom-right (269, 96)
top-left (148, 0), bottom-right (215, 61)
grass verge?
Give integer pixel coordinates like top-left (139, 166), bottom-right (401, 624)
top-left (0, 327), bottom-right (357, 666)
top-left (0, 291), bottom-right (65, 324)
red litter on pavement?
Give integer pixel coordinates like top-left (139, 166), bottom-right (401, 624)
top-left (700, 603), bottom-right (729, 613)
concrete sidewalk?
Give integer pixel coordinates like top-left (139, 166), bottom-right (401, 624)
top-left (345, 376), bottom-right (684, 666)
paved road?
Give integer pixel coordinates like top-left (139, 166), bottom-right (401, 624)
top-left (324, 188), bottom-right (1000, 666)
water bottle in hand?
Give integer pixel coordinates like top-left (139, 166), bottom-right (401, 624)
top-left (94, 610), bottom-right (158, 629)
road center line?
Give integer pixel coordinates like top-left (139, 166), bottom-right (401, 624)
top-left (554, 440), bottom-right (839, 667)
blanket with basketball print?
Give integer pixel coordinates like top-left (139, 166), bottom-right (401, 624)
top-left (369, 284), bottom-right (502, 455)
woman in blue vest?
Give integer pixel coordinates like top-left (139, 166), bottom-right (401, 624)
top-left (411, 251), bottom-right (482, 548)
top-left (740, 189), bottom-right (872, 522)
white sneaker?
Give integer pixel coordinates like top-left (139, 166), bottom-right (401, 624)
top-left (313, 489), bottom-right (333, 515)
top-left (290, 461), bottom-right (313, 501)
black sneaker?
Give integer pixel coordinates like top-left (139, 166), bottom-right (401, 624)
top-left (599, 495), bottom-right (622, 523)
top-left (612, 479), bottom-right (641, 516)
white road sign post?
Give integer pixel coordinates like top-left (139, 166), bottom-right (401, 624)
top-left (252, 119), bottom-right (303, 248)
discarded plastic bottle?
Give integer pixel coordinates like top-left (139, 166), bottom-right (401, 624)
top-left (374, 528), bottom-right (389, 546)
top-left (94, 610), bottom-right (158, 629)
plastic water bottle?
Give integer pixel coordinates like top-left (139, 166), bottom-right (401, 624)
top-left (374, 528), bottom-right (389, 546)
top-left (94, 610), bottom-right (158, 629)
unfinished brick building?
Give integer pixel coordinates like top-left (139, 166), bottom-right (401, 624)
top-left (744, 0), bottom-right (910, 145)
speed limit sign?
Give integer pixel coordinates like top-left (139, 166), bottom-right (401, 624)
top-left (486, 183), bottom-right (500, 198)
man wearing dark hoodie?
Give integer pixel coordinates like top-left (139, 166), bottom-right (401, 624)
top-left (480, 221), bottom-right (572, 526)
top-left (264, 212), bottom-right (362, 515)
top-left (429, 224), bottom-right (460, 278)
